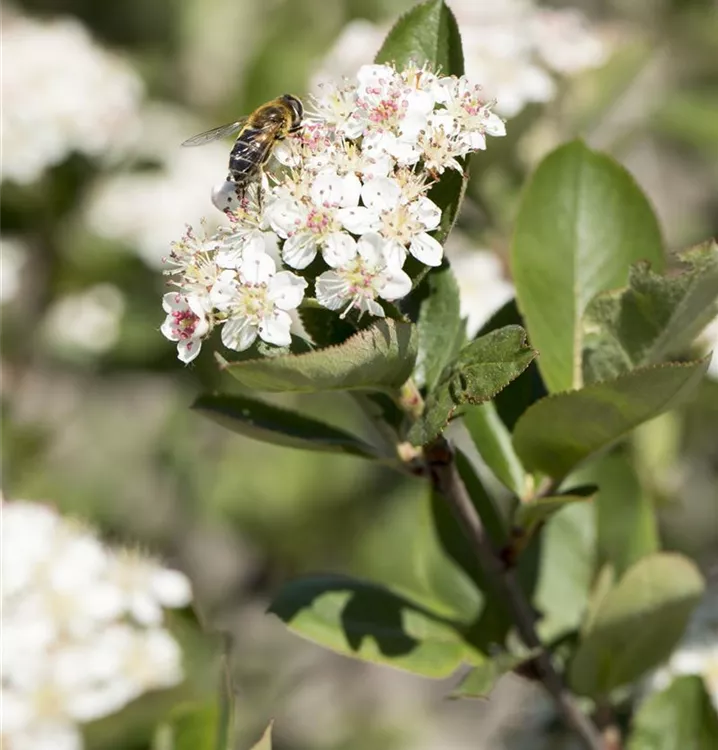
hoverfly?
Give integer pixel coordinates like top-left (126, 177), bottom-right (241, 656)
top-left (182, 94), bottom-right (303, 206)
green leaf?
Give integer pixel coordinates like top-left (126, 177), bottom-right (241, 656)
top-left (628, 676), bottom-right (718, 750)
top-left (249, 722), bottom-right (273, 750)
top-left (413, 262), bottom-right (464, 392)
top-left (165, 703), bottom-right (218, 750)
top-left (512, 359), bottom-right (709, 480)
top-left (408, 325), bottom-right (537, 445)
top-left (568, 553), bottom-right (704, 697)
top-left (533, 501), bottom-right (596, 642)
top-left (463, 401), bottom-right (527, 497)
top-left (220, 319), bottom-right (418, 395)
top-left (583, 239), bottom-right (718, 383)
top-left (299, 302), bottom-right (359, 348)
top-left (375, 1), bottom-right (467, 254)
top-left (192, 394), bottom-right (382, 460)
top-left (514, 487), bottom-right (595, 536)
top-left (268, 575), bottom-right (479, 678)
top-left (451, 648), bottom-right (541, 699)
top-left (511, 140), bottom-right (664, 393)
top-left (375, 0), bottom-right (464, 76)
top-left (593, 454), bottom-right (659, 578)
top-left (413, 486), bottom-right (483, 624)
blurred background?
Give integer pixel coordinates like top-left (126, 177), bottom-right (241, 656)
top-left (2, 1), bottom-right (718, 748)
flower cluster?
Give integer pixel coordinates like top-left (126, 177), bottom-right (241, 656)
top-left (161, 63), bottom-right (505, 362)
top-left (311, 1), bottom-right (610, 118)
top-left (1, 12), bottom-right (143, 185)
top-left (2, 499), bottom-right (192, 750)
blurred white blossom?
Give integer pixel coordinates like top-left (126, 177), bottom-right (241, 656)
top-left (311, 0), bottom-right (609, 118)
top-left (1, 498), bottom-right (192, 750)
top-left (0, 12), bottom-right (143, 184)
top-left (445, 233), bottom-right (515, 337)
top-left (42, 284), bottom-right (126, 355)
top-left (1, 236), bottom-right (29, 304)
top-left (84, 107), bottom-right (231, 268)
top-left (161, 63), bottom-right (505, 361)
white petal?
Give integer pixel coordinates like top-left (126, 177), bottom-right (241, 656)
top-left (379, 268), bottom-right (412, 301)
top-left (315, 271), bottom-right (349, 310)
top-left (221, 318), bottom-right (257, 351)
top-left (384, 239), bottom-right (408, 269)
top-left (240, 250), bottom-right (276, 284)
top-left (412, 197), bottom-right (442, 231)
top-left (161, 316), bottom-right (179, 342)
top-left (483, 112), bottom-right (506, 136)
top-left (266, 198), bottom-right (305, 238)
top-left (337, 206), bottom-right (380, 234)
top-left (323, 232), bottom-right (357, 268)
top-left (311, 170), bottom-right (361, 208)
top-left (410, 233), bottom-right (443, 266)
top-left (465, 130), bottom-right (487, 151)
top-left (259, 310), bottom-right (293, 347)
top-left (361, 176), bottom-right (401, 210)
top-left (151, 568), bottom-right (193, 608)
top-left (364, 298), bottom-right (386, 317)
top-left (356, 232), bottom-right (384, 267)
top-left (282, 232), bottom-right (318, 270)
top-left (268, 271), bottom-right (307, 310)
top-left (357, 64), bottom-right (395, 90)
top-left (162, 292), bottom-right (186, 314)
top-left (177, 338), bottom-right (202, 363)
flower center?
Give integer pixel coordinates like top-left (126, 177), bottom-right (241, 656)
top-left (171, 309), bottom-right (200, 340)
top-left (305, 207), bottom-right (337, 235)
top-left (235, 284), bottom-right (272, 324)
top-left (380, 205), bottom-right (422, 246)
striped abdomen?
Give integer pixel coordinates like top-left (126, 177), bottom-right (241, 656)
top-left (227, 127), bottom-right (274, 185)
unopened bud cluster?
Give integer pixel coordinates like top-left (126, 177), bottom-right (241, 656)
top-left (161, 63), bottom-right (505, 362)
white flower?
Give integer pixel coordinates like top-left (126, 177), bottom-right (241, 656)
top-left (211, 250), bottom-right (307, 351)
top-left (100, 549), bottom-right (192, 626)
top-left (85, 123), bottom-right (230, 268)
top-left (1, 13), bottom-right (142, 184)
top-left (268, 169), bottom-right (361, 269)
top-left (339, 177), bottom-right (443, 267)
top-left (1, 498), bottom-right (192, 750)
top-left (315, 232), bottom-right (412, 317)
top-left (161, 292), bottom-right (212, 364)
top-left (531, 9), bottom-right (608, 75)
top-left (42, 284), bottom-right (125, 356)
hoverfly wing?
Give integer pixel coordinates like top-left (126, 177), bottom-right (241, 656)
top-left (181, 119), bottom-right (247, 147)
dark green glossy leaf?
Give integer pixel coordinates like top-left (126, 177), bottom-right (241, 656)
top-left (268, 575), bottom-right (480, 677)
top-left (375, 0), bottom-right (464, 76)
top-left (414, 262), bottom-right (463, 392)
top-left (569, 553), bottom-right (704, 697)
top-left (511, 140), bottom-right (664, 393)
top-left (192, 394), bottom-right (382, 459)
top-left (451, 648), bottom-right (541, 699)
top-left (408, 325), bottom-right (537, 445)
top-left (463, 402), bottom-right (527, 497)
top-left (513, 359), bottom-right (709, 480)
top-left (628, 676), bottom-right (718, 750)
top-left (298, 302), bottom-right (358, 348)
top-left (583, 239), bottom-right (718, 383)
top-left (220, 319), bottom-right (417, 394)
